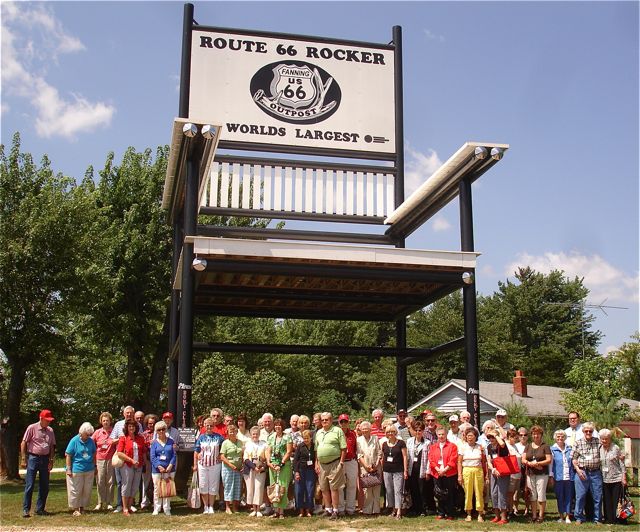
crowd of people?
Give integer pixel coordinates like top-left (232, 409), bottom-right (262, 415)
top-left (20, 406), bottom-right (629, 524)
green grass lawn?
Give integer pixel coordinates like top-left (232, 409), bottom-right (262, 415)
top-left (1, 473), bottom-right (638, 530)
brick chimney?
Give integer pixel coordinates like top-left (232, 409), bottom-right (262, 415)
top-left (513, 370), bottom-right (528, 397)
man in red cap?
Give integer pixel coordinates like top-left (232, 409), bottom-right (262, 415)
top-left (160, 412), bottom-right (182, 450)
top-left (337, 414), bottom-right (358, 515)
top-left (20, 410), bottom-right (56, 517)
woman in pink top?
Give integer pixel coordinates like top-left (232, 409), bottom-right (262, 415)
top-left (91, 412), bottom-right (116, 510)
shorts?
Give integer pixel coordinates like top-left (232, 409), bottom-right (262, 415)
top-left (318, 459), bottom-right (345, 492)
top-left (198, 463), bottom-right (222, 495)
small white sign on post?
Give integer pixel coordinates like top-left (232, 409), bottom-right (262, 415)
top-left (189, 28), bottom-right (396, 155)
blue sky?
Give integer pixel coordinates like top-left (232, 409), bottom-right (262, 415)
top-left (2, 1), bottom-right (638, 353)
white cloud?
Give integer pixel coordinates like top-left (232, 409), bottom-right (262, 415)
top-left (423, 28), bottom-right (445, 42)
top-left (432, 215), bottom-right (452, 232)
top-left (1, 3), bottom-right (114, 139)
top-left (481, 264), bottom-right (496, 277)
top-left (505, 251), bottom-right (639, 304)
top-left (404, 144), bottom-right (443, 196)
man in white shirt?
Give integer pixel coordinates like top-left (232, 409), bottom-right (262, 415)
top-left (446, 414), bottom-right (463, 445)
top-left (495, 409), bottom-right (514, 437)
top-left (563, 411), bottom-right (598, 446)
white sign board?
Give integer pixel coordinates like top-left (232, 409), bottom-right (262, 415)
top-left (189, 28), bottom-right (396, 155)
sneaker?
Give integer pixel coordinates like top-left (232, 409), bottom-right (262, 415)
top-left (152, 510), bottom-right (159, 516)
top-left (249, 510), bottom-right (257, 517)
top-left (107, 505), bottom-right (114, 510)
top-left (164, 510), bottom-right (171, 516)
top-left (130, 505), bottom-right (137, 513)
top-left (72, 510), bottom-right (82, 517)
top-left (208, 507), bottom-right (215, 514)
top-left (94, 504), bottom-right (102, 511)
top-left (35, 510), bottom-right (52, 516)
top-left (113, 506), bottom-right (122, 513)
top-left (566, 516), bottom-right (572, 524)
top-left (22, 511), bottom-right (31, 518)
top-left (558, 518), bottom-right (565, 523)
top-left (466, 515), bottom-right (473, 522)
top-left (478, 514), bottom-right (484, 522)
top-left (256, 511), bottom-right (263, 517)
top-left (491, 516), bottom-right (501, 523)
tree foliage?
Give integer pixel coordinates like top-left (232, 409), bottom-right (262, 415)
top-left (561, 355), bottom-right (629, 427)
top-left (0, 133), bottom-right (96, 478)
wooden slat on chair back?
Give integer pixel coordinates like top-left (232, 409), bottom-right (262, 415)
top-left (202, 161), bottom-right (395, 218)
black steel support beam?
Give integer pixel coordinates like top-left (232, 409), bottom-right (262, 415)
top-left (199, 206), bottom-right (385, 225)
top-left (193, 342), bottom-right (435, 357)
top-left (195, 285), bottom-right (434, 306)
top-left (399, 337), bottom-right (465, 366)
top-left (460, 177), bottom-right (480, 429)
top-left (193, 306), bottom-right (397, 322)
top-left (197, 225), bottom-right (394, 245)
top-left (214, 153), bottom-right (395, 175)
top-left (199, 259), bottom-right (465, 285)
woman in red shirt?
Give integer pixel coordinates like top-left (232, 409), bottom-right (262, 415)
top-left (427, 427), bottom-right (458, 520)
top-left (116, 421), bottom-right (146, 516)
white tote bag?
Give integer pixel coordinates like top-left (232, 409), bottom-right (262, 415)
top-left (187, 470), bottom-right (201, 509)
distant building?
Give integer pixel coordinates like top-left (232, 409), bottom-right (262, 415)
top-left (408, 370), bottom-right (640, 423)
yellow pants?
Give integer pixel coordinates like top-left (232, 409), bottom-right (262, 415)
top-left (463, 466), bottom-right (484, 512)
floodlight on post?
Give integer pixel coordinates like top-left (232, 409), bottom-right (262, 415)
top-left (462, 271), bottom-right (474, 285)
top-left (474, 146), bottom-right (488, 160)
top-left (490, 147), bottom-right (504, 161)
top-left (183, 122), bottom-right (198, 138)
top-left (192, 257), bottom-right (207, 271)
top-left (201, 124), bottom-right (217, 139)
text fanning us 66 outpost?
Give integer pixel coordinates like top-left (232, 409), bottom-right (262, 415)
top-left (196, 34), bottom-right (393, 150)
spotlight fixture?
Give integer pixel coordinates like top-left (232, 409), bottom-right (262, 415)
top-left (183, 123), bottom-right (198, 138)
top-left (201, 124), bottom-right (217, 139)
top-left (462, 271), bottom-right (474, 285)
top-left (474, 146), bottom-right (488, 160)
top-left (192, 257), bottom-right (207, 272)
top-left (490, 147), bottom-right (504, 161)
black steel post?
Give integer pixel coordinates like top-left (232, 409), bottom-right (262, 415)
top-left (392, 25), bottom-right (408, 410)
top-left (177, 158), bottom-right (197, 429)
top-left (396, 321), bottom-right (407, 410)
top-left (460, 177), bottom-right (480, 428)
top-left (173, 2), bottom-right (194, 426)
top-left (168, 223), bottom-right (182, 417)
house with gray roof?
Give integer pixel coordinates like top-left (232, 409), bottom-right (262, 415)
top-left (408, 370), bottom-right (640, 422)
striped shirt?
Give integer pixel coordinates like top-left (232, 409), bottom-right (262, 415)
top-left (194, 433), bottom-right (224, 467)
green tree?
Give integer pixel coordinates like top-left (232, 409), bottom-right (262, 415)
top-left (561, 355), bottom-right (629, 428)
top-left (608, 333), bottom-right (640, 401)
top-left (0, 133), bottom-right (96, 478)
top-left (490, 267), bottom-right (601, 386)
top-left (80, 147), bottom-right (172, 410)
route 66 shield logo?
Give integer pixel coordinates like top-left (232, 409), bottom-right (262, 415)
top-left (271, 64), bottom-right (316, 109)
top-left (251, 60), bottom-right (341, 124)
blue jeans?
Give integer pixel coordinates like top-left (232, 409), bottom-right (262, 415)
top-left (114, 465), bottom-right (123, 508)
top-left (554, 479), bottom-right (574, 516)
top-left (294, 468), bottom-right (316, 510)
top-left (574, 470), bottom-right (602, 523)
top-left (23, 454), bottom-right (50, 513)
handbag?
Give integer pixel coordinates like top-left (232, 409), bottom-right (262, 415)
top-left (493, 455), bottom-right (519, 476)
top-left (158, 474), bottom-right (176, 498)
top-left (267, 472), bottom-right (283, 503)
top-left (434, 478), bottom-right (449, 500)
top-left (242, 458), bottom-right (256, 476)
top-left (187, 471), bottom-right (201, 509)
top-left (360, 472), bottom-right (382, 488)
top-left (111, 453), bottom-right (124, 468)
top-left (617, 485), bottom-right (636, 519)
